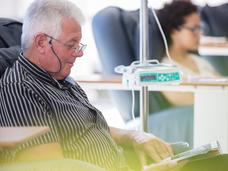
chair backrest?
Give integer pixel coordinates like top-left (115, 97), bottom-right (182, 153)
top-left (92, 7), bottom-right (165, 75)
top-left (200, 4), bottom-right (228, 76)
top-left (0, 18), bottom-right (22, 48)
top-left (0, 18), bottom-right (22, 77)
top-left (201, 3), bottom-right (228, 37)
top-left (0, 46), bottom-right (21, 77)
top-left (92, 7), bottom-right (171, 122)
top-left (92, 7), bottom-right (138, 75)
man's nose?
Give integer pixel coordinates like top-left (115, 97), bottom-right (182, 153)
top-left (73, 50), bottom-right (83, 57)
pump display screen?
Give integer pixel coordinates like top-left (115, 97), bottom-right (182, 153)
top-left (139, 72), bottom-right (181, 83)
top-left (140, 74), bottom-right (157, 82)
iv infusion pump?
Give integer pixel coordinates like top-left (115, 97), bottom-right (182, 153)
top-left (115, 59), bottom-right (182, 88)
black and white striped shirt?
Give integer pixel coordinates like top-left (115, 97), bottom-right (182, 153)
top-left (0, 54), bottom-right (128, 171)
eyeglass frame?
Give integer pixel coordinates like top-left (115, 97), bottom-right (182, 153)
top-left (181, 26), bottom-right (202, 34)
top-left (44, 33), bottom-right (87, 54)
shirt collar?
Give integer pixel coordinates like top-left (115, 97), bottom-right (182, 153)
top-left (18, 53), bottom-right (69, 89)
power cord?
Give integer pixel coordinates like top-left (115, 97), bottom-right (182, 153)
top-left (131, 88), bottom-right (136, 121)
top-left (130, 3), bottom-right (178, 125)
top-left (149, 3), bottom-right (176, 64)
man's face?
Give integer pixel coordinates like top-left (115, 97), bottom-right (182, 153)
top-left (42, 18), bottom-right (83, 80)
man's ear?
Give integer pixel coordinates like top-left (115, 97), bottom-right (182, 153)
top-left (34, 33), bottom-right (48, 54)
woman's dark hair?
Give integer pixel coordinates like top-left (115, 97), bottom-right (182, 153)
top-left (157, 0), bottom-right (198, 46)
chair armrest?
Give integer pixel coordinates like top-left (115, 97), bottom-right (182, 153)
top-left (0, 127), bottom-right (106, 170)
top-left (0, 159), bottom-right (107, 171)
top-left (16, 143), bottom-right (64, 161)
top-left (0, 127), bottom-right (50, 148)
top-left (0, 127), bottom-right (63, 161)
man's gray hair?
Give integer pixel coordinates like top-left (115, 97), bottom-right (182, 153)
top-left (21, 0), bottom-right (85, 50)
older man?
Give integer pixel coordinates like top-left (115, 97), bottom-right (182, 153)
top-left (0, 0), bottom-right (176, 171)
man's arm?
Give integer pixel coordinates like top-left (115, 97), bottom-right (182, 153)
top-left (0, 83), bottom-right (60, 161)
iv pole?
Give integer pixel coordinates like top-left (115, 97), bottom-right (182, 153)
top-left (139, 0), bottom-right (149, 132)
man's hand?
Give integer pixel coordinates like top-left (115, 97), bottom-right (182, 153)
top-left (110, 127), bottom-right (173, 168)
top-left (129, 131), bottom-right (173, 166)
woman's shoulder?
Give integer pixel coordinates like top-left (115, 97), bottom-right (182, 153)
top-left (189, 54), bottom-right (219, 76)
top-left (190, 54), bottom-right (213, 68)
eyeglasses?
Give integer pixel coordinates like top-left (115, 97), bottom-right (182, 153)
top-left (45, 34), bottom-right (87, 53)
top-left (181, 26), bottom-right (202, 34)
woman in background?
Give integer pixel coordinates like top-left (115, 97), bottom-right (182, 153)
top-left (157, 0), bottom-right (219, 106)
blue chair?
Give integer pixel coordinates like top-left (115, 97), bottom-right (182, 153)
top-left (200, 3), bottom-right (228, 76)
top-left (92, 6), bottom-right (193, 146)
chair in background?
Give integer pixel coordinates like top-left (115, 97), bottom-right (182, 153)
top-left (0, 18), bottom-right (22, 75)
top-left (200, 3), bottom-right (228, 76)
top-left (201, 3), bottom-right (228, 37)
top-left (92, 7), bottom-right (194, 146)
top-left (0, 18), bottom-right (22, 48)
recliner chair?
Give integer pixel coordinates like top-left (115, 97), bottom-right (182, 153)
top-left (92, 7), bottom-right (194, 146)
top-left (200, 3), bottom-right (228, 76)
